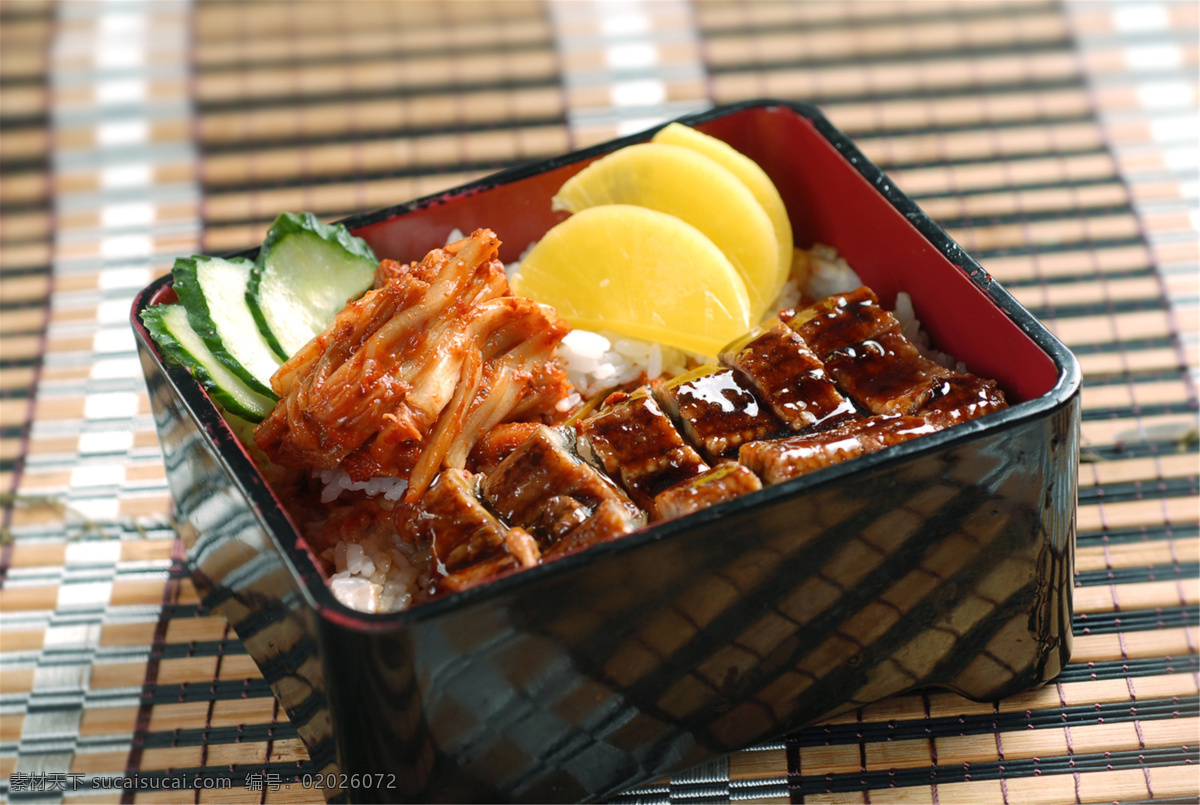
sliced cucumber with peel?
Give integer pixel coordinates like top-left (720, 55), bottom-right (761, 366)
top-left (173, 255), bottom-right (282, 396)
top-left (142, 212), bottom-right (379, 423)
top-left (141, 304), bottom-right (276, 422)
top-left (247, 212), bottom-right (378, 358)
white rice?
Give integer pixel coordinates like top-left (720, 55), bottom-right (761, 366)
top-left (766, 243), bottom-right (862, 316)
top-left (805, 243), bottom-right (864, 301)
top-left (314, 469), bottom-right (424, 613)
top-left (315, 496), bottom-right (435, 614)
top-left (317, 469), bottom-right (407, 503)
top-left (557, 329), bottom-right (695, 398)
top-left (893, 291), bottom-right (967, 372)
top-left (326, 534), bottom-right (431, 614)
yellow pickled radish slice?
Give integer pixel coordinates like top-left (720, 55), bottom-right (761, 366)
top-left (510, 205), bottom-right (751, 357)
top-left (651, 122), bottom-right (793, 299)
top-left (552, 142), bottom-right (779, 319)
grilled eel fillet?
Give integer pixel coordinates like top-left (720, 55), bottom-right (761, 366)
top-left (410, 286), bottom-right (1007, 594)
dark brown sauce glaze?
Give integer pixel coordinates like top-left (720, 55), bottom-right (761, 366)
top-left (481, 425), bottom-right (640, 544)
top-left (416, 426), bottom-right (644, 592)
top-left (740, 415), bottom-right (939, 485)
top-left (541, 498), bottom-right (640, 559)
top-left (577, 388), bottom-right (711, 513)
top-left (789, 286), bottom-right (898, 358)
top-left (654, 462), bottom-right (762, 519)
top-left (919, 375), bottom-right (1008, 427)
top-left (721, 322), bottom-right (859, 431)
top-left (784, 286), bottom-right (1006, 423)
top-left (653, 365), bottom-right (786, 462)
top-left (824, 331), bottom-right (945, 416)
top-left (401, 467), bottom-right (512, 579)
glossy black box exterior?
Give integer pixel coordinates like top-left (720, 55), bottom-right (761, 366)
top-left (132, 101), bottom-right (1080, 802)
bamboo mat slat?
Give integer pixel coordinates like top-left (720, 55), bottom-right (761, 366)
top-left (1, 1), bottom-right (1197, 803)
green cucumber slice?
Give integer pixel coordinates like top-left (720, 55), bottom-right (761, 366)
top-left (248, 212), bottom-right (378, 358)
top-left (173, 255), bottom-right (281, 396)
top-left (141, 304), bottom-right (277, 423)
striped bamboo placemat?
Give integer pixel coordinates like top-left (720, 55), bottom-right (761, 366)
top-left (1, 1), bottom-right (1196, 803)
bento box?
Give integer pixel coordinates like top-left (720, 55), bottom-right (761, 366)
top-left (131, 100), bottom-right (1080, 803)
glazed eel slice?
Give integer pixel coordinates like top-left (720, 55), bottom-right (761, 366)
top-left (651, 319), bottom-right (858, 466)
top-left (918, 375), bottom-right (1010, 428)
top-left (646, 322), bottom-right (855, 516)
top-left (654, 462), bottom-right (762, 519)
top-left (720, 321), bottom-right (860, 432)
top-left (732, 286), bottom-right (1007, 486)
top-left (577, 387), bottom-right (712, 514)
top-left (415, 428), bottom-right (645, 592)
top-left (481, 424), bottom-right (644, 553)
top-left (403, 467), bottom-right (539, 593)
top-left (653, 364), bottom-right (786, 463)
top-left (645, 320), bottom-right (858, 516)
top-left (789, 287), bottom-right (1006, 423)
top-left (740, 415), bottom-right (938, 485)
top-left (788, 285), bottom-right (897, 358)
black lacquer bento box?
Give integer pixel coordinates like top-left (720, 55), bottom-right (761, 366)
top-left (131, 100), bottom-right (1081, 803)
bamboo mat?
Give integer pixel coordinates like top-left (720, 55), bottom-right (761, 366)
top-left (1, 1), bottom-right (1197, 803)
